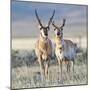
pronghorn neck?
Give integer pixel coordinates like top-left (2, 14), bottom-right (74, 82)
top-left (55, 36), bottom-right (63, 43)
top-left (40, 33), bottom-right (48, 42)
top-left (39, 33), bottom-right (50, 56)
top-left (55, 36), bottom-right (64, 49)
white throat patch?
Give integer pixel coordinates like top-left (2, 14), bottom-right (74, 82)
top-left (40, 29), bottom-right (47, 38)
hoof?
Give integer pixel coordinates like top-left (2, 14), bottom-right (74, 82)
top-left (58, 79), bottom-right (63, 84)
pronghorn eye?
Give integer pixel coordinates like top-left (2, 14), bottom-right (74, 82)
top-left (61, 28), bottom-right (63, 30)
top-left (46, 27), bottom-right (50, 31)
top-left (54, 28), bottom-right (56, 31)
top-left (47, 28), bottom-right (50, 31)
top-left (40, 27), bottom-right (43, 30)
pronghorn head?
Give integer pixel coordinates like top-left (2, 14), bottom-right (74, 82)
top-left (52, 19), bottom-right (66, 38)
top-left (35, 9), bottom-right (55, 38)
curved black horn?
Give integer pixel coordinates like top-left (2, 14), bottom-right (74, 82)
top-left (60, 18), bottom-right (66, 28)
top-left (52, 21), bottom-right (58, 30)
top-left (48, 10), bottom-right (55, 27)
top-left (35, 9), bottom-right (43, 27)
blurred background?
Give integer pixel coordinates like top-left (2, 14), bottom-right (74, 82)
top-left (12, 0), bottom-right (87, 50)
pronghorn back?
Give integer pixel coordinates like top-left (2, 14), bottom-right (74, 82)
top-left (62, 39), bottom-right (77, 60)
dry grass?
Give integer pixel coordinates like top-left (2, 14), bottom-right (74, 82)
top-left (12, 63), bottom-right (87, 89)
top-left (11, 49), bottom-right (88, 89)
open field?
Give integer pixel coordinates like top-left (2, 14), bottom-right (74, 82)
top-left (11, 36), bottom-right (87, 89)
top-left (12, 64), bottom-right (87, 89)
top-left (11, 49), bottom-right (88, 89)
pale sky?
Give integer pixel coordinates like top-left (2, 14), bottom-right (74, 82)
top-left (12, 0), bottom-right (88, 38)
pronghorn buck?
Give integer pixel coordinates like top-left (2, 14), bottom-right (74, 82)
top-left (52, 19), bottom-right (77, 79)
top-left (35, 9), bottom-right (55, 80)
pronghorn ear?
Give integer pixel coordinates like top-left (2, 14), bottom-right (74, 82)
top-left (47, 26), bottom-right (50, 30)
top-left (38, 25), bottom-right (43, 30)
top-left (52, 21), bottom-right (57, 31)
top-left (60, 18), bottom-right (66, 29)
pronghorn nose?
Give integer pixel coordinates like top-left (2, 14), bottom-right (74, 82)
top-left (57, 32), bottom-right (60, 35)
top-left (45, 33), bottom-right (48, 36)
top-left (60, 47), bottom-right (62, 50)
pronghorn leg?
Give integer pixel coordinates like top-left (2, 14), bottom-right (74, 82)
top-left (65, 60), bottom-right (68, 73)
top-left (64, 60), bottom-right (69, 79)
top-left (45, 61), bottom-right (49, 81)
top-left (67, 60), bottom-right (74, 80)
top-left (58, 59), bottom-right (63, 82)
top-left (45, 58), bottom-right (50, 82)
top-left (38, 57), bottom-right (45, 81)
top-left (66, 60), bottom-right (70, 73)
top-left (57, 59), bottom-right (61, 81)
top-left (70, 60), bottom-right (74, 80)
top-left (40, 64), bottom-right (45, 82)
top-left (73, 60), bottom-right (74, 75)
top-left (72, 61), bottom-right (74, 80)
top-left (73, 60), bottom-right (75, 81)
top-left (40, 64), bottom-right (45, 81)
top-left (66, 60), bottom-right (71, 80)
top-left (60, 60), bottom-right (62, 80)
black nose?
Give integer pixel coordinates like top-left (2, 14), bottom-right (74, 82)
top-left (45, 33), bottom-right (48, 36)
top-left (57, 32), bottom-right (60, 35)
top-left (59, 47), bottom-right (62, 50)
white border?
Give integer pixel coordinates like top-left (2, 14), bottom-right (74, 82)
top-left (0, 0), bottom-right (89, 90)
top-left (0, 0), bottom-right (10, 90)
top-left (20, 0), bottom-right (88, 5)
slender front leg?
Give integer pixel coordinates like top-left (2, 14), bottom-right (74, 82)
top-left (45, 57), bottom-right (51, 82)
top-left (57, 58), bottom-right (60, 80)
top-left (58, 58), bottom-right (63, 82)
top-left (60, 60), bottom-right (62, 81)
top-left (45, 61), bottom-right (49, 81)
top-left (38, 57), bottom-right (45, 81)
